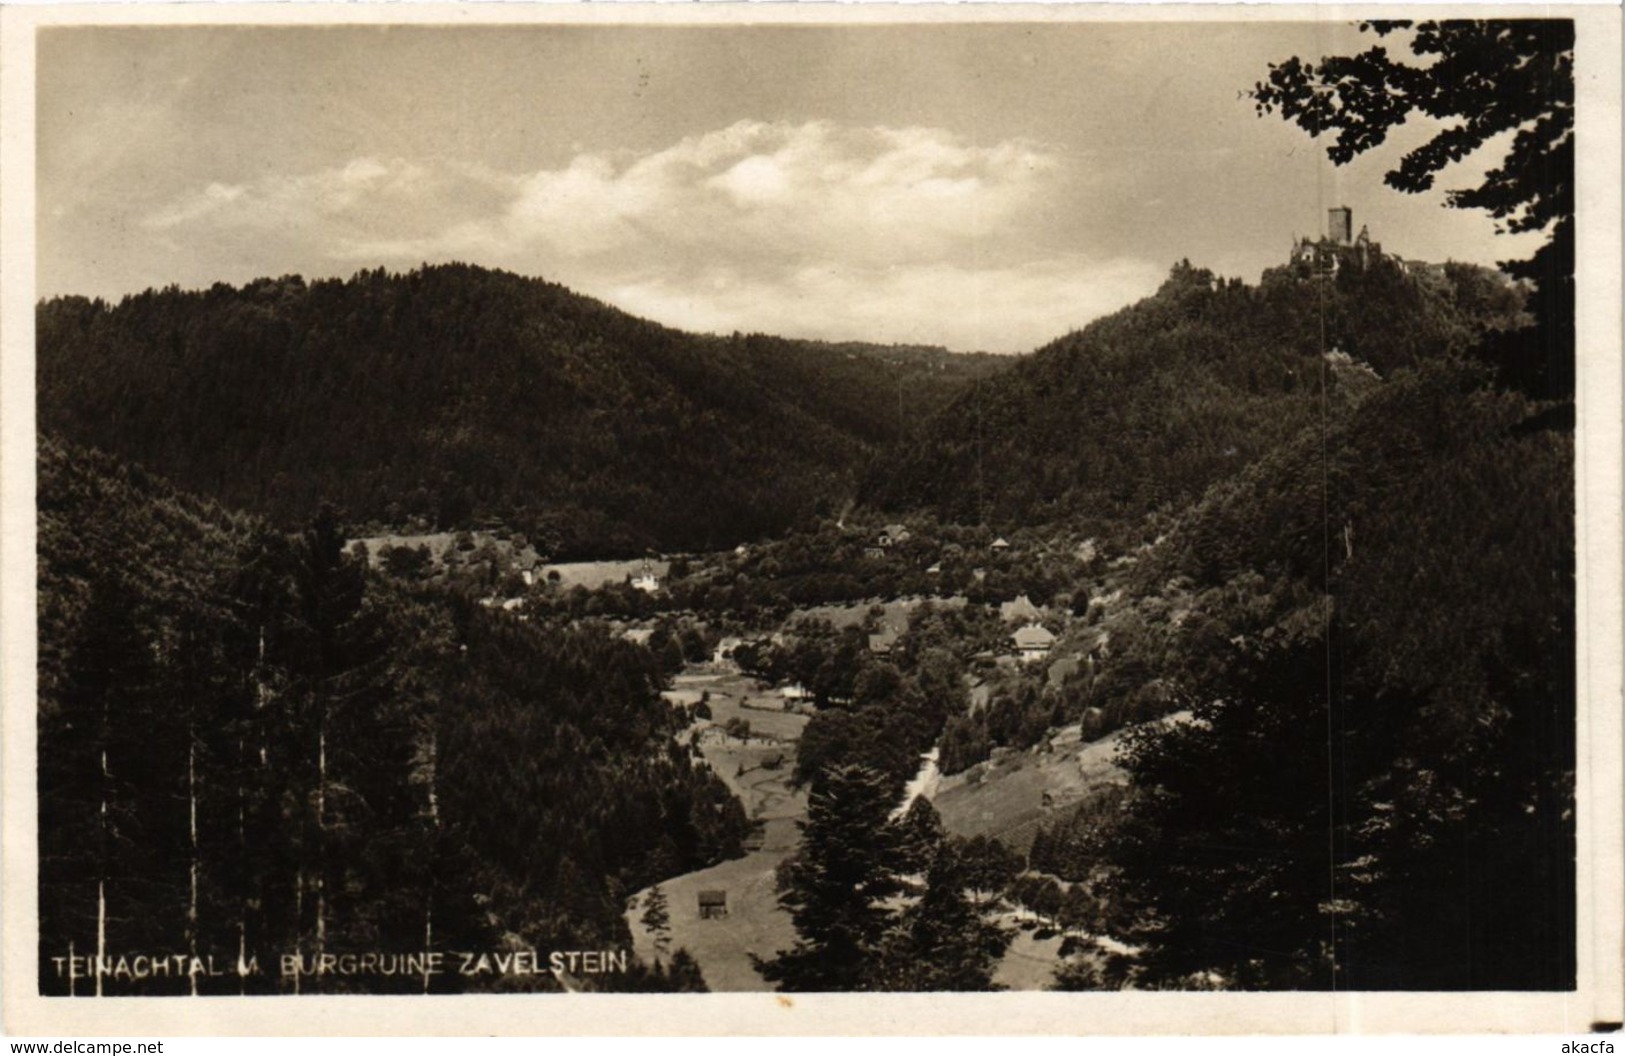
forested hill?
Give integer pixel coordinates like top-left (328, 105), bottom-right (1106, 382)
top-left (38, 433), bottom-right (742, 993)
top-left (861, 257), bottom-right (1527, 545)
top-left (37, 264), bottom-right (1007, 557)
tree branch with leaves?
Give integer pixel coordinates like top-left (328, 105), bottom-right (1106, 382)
top-left (1253, 20), bottom-right (1575, 399)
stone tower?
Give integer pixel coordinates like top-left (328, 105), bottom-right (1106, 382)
top-left (1328, 206), bottom-right (1353, 245)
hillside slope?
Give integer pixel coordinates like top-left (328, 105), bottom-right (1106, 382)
top-left (37, 435), bottom-right (748, 993)
top-left (38, 264), bottom-right (1008, 557)
top-left (861, 257), bottom-right (1525, 543)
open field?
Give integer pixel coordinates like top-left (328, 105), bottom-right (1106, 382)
top-left (544, 558), bottom-right (669, 591)
top-left (934, 721), bottom-right (1131, 853)
top-left (630, 672), bottom-right (1173, 991)
top-left (665, 671), bottom-right (810, 745)
top-left (626, 670), bottom-right (809, 991)
top-left (349, 530), bottom-right (459, 562)
top-left (793, 595), bottom-right (966, 632)
top-left (993, 921), bottom-right (1068, 990)
top-left (346, 533), bottom-right (662, 591)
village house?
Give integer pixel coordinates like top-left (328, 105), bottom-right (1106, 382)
top-left (878, 524), bottom-right (911, 548)
top-left (1012, 623), bottom-right (1057, 663)
top-left (989, 537), bottom-right (1011, 553)
top-left (631, 570), bottom-right (660, 593)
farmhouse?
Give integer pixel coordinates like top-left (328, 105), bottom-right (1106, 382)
top-left (631, 571), bottom-right (660, 593)
top-left (1013, 623), bottom-right (1057, 663)
top-left (780, 682), bottom-right (814, 705)
top-left (868, 629), bottom-right (899, 656)
top-left (879, 524), bottom-right (911, 547)
top-left (990, 537), bottom-right (1011, 553)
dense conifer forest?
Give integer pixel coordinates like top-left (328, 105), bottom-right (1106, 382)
top-left (863, 256), bottom-right (1529, 547)
top-left (37, 264), bottom-right (1007, 557)
top-left (38, 437), bottom-right (743, 993)
top-left (1035, 357), bottom-right (1574, 989)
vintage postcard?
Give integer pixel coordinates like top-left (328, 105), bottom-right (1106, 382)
top-left (2, 1), bottom-right (1621, 1037)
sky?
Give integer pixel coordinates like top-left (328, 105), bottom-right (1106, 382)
top-left (35, 20), bottom-right (1544, 353)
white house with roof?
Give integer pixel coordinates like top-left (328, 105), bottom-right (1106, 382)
top-left (1012, 623), bottom-right (1057, 663)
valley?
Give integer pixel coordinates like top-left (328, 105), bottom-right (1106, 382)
top-left (34, 246), bottom-right (1577, 993)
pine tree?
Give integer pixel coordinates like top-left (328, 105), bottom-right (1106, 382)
top-left (871, 833), bottom-right (1013, 991)
top-left (894, 796), bottom-right (945, 876)
top-left (756, 764), bottom-right (905, 991)
top-left (640, 885), bottom-right (672, 958)
top-left (666, 948), bottom-right (709, 993)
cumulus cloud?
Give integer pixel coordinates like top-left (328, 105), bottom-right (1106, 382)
top-left (466, 121), bottom-right (1062, 270)
top-left (141, 156), bottom-right (513, 246)
top-left (139, 120), bottom-right (1161, 352)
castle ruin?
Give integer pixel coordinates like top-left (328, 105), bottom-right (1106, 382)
top-left (1290, 206), bottom-right (1380, 276)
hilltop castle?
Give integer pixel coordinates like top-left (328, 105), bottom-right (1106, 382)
top-left (1290, 206), bottom-right (1382, 276)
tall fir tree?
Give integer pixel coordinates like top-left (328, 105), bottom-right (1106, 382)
top-left (756, 764), bottom-right (905, 991)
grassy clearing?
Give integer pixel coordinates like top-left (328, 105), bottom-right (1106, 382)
top-left (792, 595), bottom-right (966, 632)
top-left (543, 559), bottom-right (669, 591)
top-left (628, 670), bottom-right (809, 991)
top-left (934, 723), bottom-right (1129, 851)
top-left (349, 531), bottom-right (458, 562)
top-left (993, 922), bottom-right (1068, 990)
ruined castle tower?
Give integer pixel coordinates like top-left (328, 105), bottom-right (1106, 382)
top-left (1328, 206), bottom-right (1353, 245)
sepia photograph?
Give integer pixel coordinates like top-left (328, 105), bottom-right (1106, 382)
top-left (2, 2), bottom-right (1620, 1037)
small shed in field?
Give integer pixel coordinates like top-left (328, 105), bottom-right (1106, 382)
top-left (698, 890), bottom-right (728, 919)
